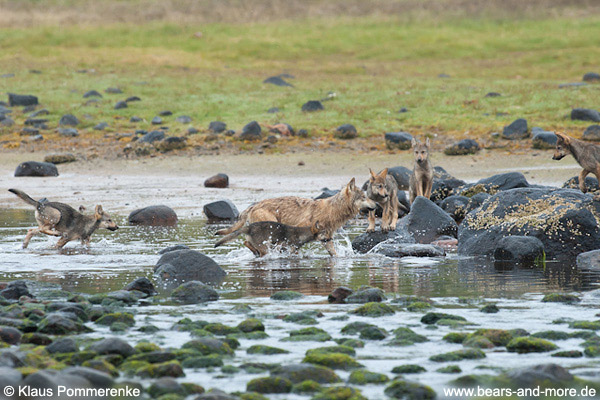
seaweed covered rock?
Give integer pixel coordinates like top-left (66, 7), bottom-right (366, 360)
top-left (459, 188), bottom-right (600, 259)
top-left (351, 227), bottom-right (415, 254)
top-left (247, 377), bottom-right (292, 394)
top-left (430, 349), bottom-right (486, 362)
top-left (351, 302), bottom-right (394, 317)
top-left (348, 369), bottom-right (389, 384)
top-left (345, 287), bottom-right (385, 303)
top-left (155, 250), bottom-right (226, 285)
top-left (506, 337), bottom-right (557, 353)
top-left (400, 196), bottom-right (457, 243)
top-left (271, 363), bottom-right (340, 384)
top-left (385, 379), bottom-right (436, 400)
top-left (171, 281), bottom-right (219, 304)
top-left (303, 352), bottom-right (362, 370)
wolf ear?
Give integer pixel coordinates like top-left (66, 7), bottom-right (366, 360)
top-left (425, 137), bottom-right (430, 147)
top-left (411, 138), bottom-right (417, 147)
top-left (555, 132), bottom-right (570, 144)
top-left (94, 205), bottom-right (103, 219)
top-left (380, 168), bottom-right (388, 178)
top-left (348, 177), bottom-right (356, 189)
top-left (369, 168), bottom-right (376, 180)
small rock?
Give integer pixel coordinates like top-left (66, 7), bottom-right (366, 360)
top-left (571, 108), bottom-right (600, 122)
top-left (346, 287), bottom-right (386, 303)
top-left (176, 115), bottom-right (192, 124)
top-left (576, 249), bottom-right (600, 270)
top-left (14, 161), bottom-right (59, 177)
top-left (59, 114), bottom-right (79, 126)
top-left (444, 139), bottom-right (480, 155)
top-left (494, 236), bottom-right (545, 265)
top-left (239, 121), bottom-right (262, 141)
top-left (105, 87), bottom-right (123, 94)
top-left (583, 72), bottom-right (600, 82)
top-left (159, 110), bottom-right (173, 116)
top-left (126, 96), bottom-right (141, 102)
top-left (502, 118), bottom-right (528, 140)
top-left (171, 281), bottom-right (219, 304)
top-left (125, 277), bottom-right (157, 296)
top-left (263, 76), bottom-right (293, 87)
top-left (47, 337), bottom-right (78, 354)
top-left (301, 100), bottom-right (324, 112)
top-left (209, 121), bottom-right (227, 133)
top-left (328, 287), bottom-right (353, 304)
top-left (188, 127), bottom-right (199, 134)
top-left (138, 130), bottom-right (165, 143)
top-left (157, 136), bottom-right (187, 152)
top-left (114, 101), bottom-right (128, 110)
top-left (0, 326), bottom-right (22, 345)
top-left (204, 173), bottom-right (229, 188)
top-left (90, 337), bottom-right (135, 357)
top-left (485, 92), bottom-right (501, 97)
top-left (8, 93), bottom-right (38, 106)
top-left (94, 122), bottom-right (108, 130)
top-left (532, 131), bottom-right (557, 149)
top-left (58, 128), bottom-right (79, 137)
top-left (129, 205), bottom-right (178, 226)
top-left (151, 116), bottom-right (163, 125)
top-left (130, 116), bottom-right (143, 122)
top-left (384, 132), bottom-right (413, 150)
top-left (583, 125), bottom-right (600, 141)
top-left (335, 124), bottom-right (357, 139)
top-left (44, 153), bottom-right (76, 164)
top-left (372, 243), bottom-right (445, 258)
top-left (155, 249), bottom-right (226, 284)
top-left (203, 200), bottom-right (239, 221)
top-left (83, 90), bottom-right (102, 98)
top-left (267, 107), bottom-right (280, 113)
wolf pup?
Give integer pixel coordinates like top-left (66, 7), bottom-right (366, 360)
top-left (553, 132), bottom-right (600, 198)
top-left (9, 189), bottom-right (118, 249)
top-left (366, 168), bottom-right (400, 232)
top-left (215, 221), bottom-right (324, 257)
top-left (216, 178), bottom-right (376, 256)
top-left (409, 138), bottom-right (434, 204)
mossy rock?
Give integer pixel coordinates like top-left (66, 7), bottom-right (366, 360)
top-left (271, 363), bottom-right (341, 384)
top-left (181, 338), bottom-right (234, 356)
top-left (120, 360), bottom-right (151, 376)
top-left (242, 362), bottom-right (277, 374)
top-left (283, 327), bottom-right (332, 342)
top-left (221, 365), bottom-right (240, 374)
top-left (270, 291), bottom-right (303, 301)
top-left (231, 304), bottom-right (253, 314)
top-left (421, 312), bottom-right (466, 325)
top-left (351, 302), bottom-right (395, 317)
top-left (391, 295), bottom-right (434, 306)
top-left (430, 349), bottom-right (486, 362)
top-left (147, 379), bottom-right (185, 397)
top-left (542, 293), bottom-right (581, 304)
top-left (227, 331), bottom-right (269, 340)
top-left (407, 302), bottom-right (433, 312)
top-left (110, 322), bottom-right (130, 332)
top-left (469, 329), bottom-right (513, 347)
top-left (443, 332), bottom-right (468, 344)
top-left (391, 364), bottom-right (426, 374)
top-left (283, 311), bottom-right (322, 324)
top-left (303, 352), bottom-right (363, 370)
top-left (450, 374), bottom-right (510, 388)
top-left (239, 393), bottom-right (269, 400)
top-left (181, 354), bottom-right (223, 368)
top-left (306, 345), bottom-right (356, 357)
top-left (180, 383), bottom-right (204, 395)
top-left (54, 351), bottom-right (97, 366)
top-left (135, 360), bottom-right (185, 378)
top-left (204, 323), bottom-right (241, 336)
top-left (570, 331), bottom-right (599, 340)
top-left (569, 321), bottom-right (600, 331)
top-left (348, 369), bottom-right (389, 384)
top-left (359, 326), bottom-right (388, 340)
top-left (436, 318), bottom-right (471, 328)
top-left (337, 339), bottom-right (365, 348)
top-left (506, 337), bottom-right (557, 353)
top-left (437, 365), bottom-right (462, 373)
top-left (247, 345), bottom-right (289, 355)
top-left (172, 318), bottom-right (209, 332)
top-left (384, 379), bottom-right (436, 400)
top-left (480, 304), bottom-right (499, 313)
top-left (246, 376), bottom-right (292, 394)
top-left (584, 345), bottom-right (600, 357)
top-left (388, 327), bottom-right (428, 346)
top-left (312, 386), bottom-right (367, 400)
top-left (237, 318), bottom-right (265, 333)
top-left (129, 351), bottom-right (177, 364)
top-left (531, 331), bottom-right (571, 341)
top-left (552, 350), bottom-right (583, 358)
top-left (21, 332), bottom-right (52, 346)
top-left (95, 312), bottom-right (135, 327)
top-left (190, 329), bottom-right (214, 338)
top-left (341, 322), bottom-right (376, 335)
top-left (156, 395), bottom-right (183, 400)
top-left (23, 348), bottom-right (66, 369)
top-left (82, 358), bottom-right (119, 376)
top-left (463, 336), bottom-right (494, 349)
top-left (135, 342), bottom-right (161, 353)
top-left (291, 380), bottom-right (322, 394)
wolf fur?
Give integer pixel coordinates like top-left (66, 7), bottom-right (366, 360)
top-left (409, 138), bottom-right (434, 204)
top-left (366, 168), bottom-right (400, 232)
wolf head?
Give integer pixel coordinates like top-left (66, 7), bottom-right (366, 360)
top-left (95, 205), bottom-right (119, 231)
top-left (552, 132), bottom-right (571, 161)
top-left (412, 137), bottom-right (430, 164)
top-left (344, 178), bottom-right (376, 213)
top-left (369, 168), bottom-right (390, 200)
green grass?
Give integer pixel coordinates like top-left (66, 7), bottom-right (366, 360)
top-left (1, 15), bottom-right (599, 145)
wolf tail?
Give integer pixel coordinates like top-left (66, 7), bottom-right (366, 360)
top-left (8, 188), bottom-right (40, 208)
top-left (214, 226), bottom-right (248, 248)
top-left (215, 207), bottom-right (250, 236)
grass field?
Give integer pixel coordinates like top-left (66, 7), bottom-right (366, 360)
top-left (0, 0), bottom-right (599, 153)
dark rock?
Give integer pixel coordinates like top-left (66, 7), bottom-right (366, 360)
top-left (125, 277), bottom-right (157, 296)
top-left (476, 172), bottom-right (529, 191)
top-left (126, 96), bottom-right (141, 102)
top-left (297, 129), bottom-right (308, 137)
top-left (105, 87), bottom-right (123, 94)
top-left (335, 124), bottom-right (357, 139)
top-left (485, 92), bottom-right (501, 97)
top-left (63, 366), bottom-right (114, 388)
top-left (562, 176), bottom-right (599, 192)
top-left (138, 130), bottom-right (165, 143)
top-left (159, 110), bottom-right (173, 116)
top-left (204, 173), bottom-right (229, 188)
top-left (0, 326), bottom-right (22, 345)
top-left (151, 116), bottom-right (163, 125)
top-left (576, 250), bottom-right (600, 270)
top-left (59, 114), bottom-right (79, 126)
top-left (351, 227), bottom-right (415, 254)
top-left (346, 287), bottom-right (386, 303)
top-left (188, 127), bottom-right (199, 134)
top-left (444, 139), bottom-right (480, 155)
top-left (239, 121), bottom-right (262, 141)
top-left (267, 107), bottom-right (280, 113)
top-left (158, 244), bottom-right (190, 254)
top-left (571, 108), bottom-right (600, 122)
top-left (264, 76), bottom-right (293, 87)
top-left (94, 122), bottom-right (108, 130)
top-left (314, 188), bottom-right (340, 199)
top-left (465, 192), bottom-right (490, 214)
top-left (130, 116), bottom-right (142, 122)
top-left (46, 337), bottom-right (78, 354)
top-left (157, 136), bottom-right (187, 152)
top-left (176, 115), bottom-right (192, 124)
top-left (532, 131), bottom-right (557, 149)
top-left (8, 93), bottom-right (38, 106)
top-left (58, 128), bottom-right (79, 137)
top-left (583, 72), bottom-right (600, 82)
top-left (23, 370), bottom-right (91, 395)
top-left (203, 200), bottom-right (239, 221)
top-left (0, 367), bottom-right (21, 391)
top-left (328, 287), bottom-right (353, 304)
top-left (14, 161), bottom-right (59, 177)
top-left (29, 108), bottom-right (49, 117)
top-left (0, 117), bottom-right (14, 127)
top-left (505, 364), bottom-right (572, 387)
top-left (401, 196), bottom-right (457, 243)
top-left (83, 90), bottom-right (102, 98)
top-left (558, 82), bottom-right (588, 88)
top-left (385, 132), bottom-right (413, 150)
top-left (398, 107), bottom-right (409, 112)
top-left (441, 195), bottom-right (470, 222)
top-left (0, 280), bottom-right (31, 299)
top-left (301, 100), bottom-right (324, 112)
top-left (38, 312), bottom-right (87, 335)
top-left (155, 249), bottom-right (226, 284)
top-left (171, 281), bottom-right (219, 304)
top-left (502, 118), bottom-right (529, 140)
top-left (209, 121), bottom-right (227, 133)
top-left (90, 337), bottom-right (135, 357)
top-left (24, 118), bottom-right (48, 126)
top-left (195, 390), bottom-right (238, 400)
top-left (430, 167), bottom-right (468, 202)
top-left (114, 100), bottom-right (128, 110)
top-left (21, 127), bottom-right (39, 136)
top-left (387, 166), bottom-right (412, 189)
top-left (271, 363), bottom-right (340, 384)
top-left (459, 187), bottom-right (600, 259)
top-left (494, 236), bottom-right (545, 265)
top-left (372, 243), bottom-right (445, 258)
top-left (583, 125), bottom-right (600, 141)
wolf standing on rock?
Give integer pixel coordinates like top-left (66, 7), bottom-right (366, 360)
top-left (553, 132), bottom-right (600, 199)
top-left (409, 138), bottom-right (434, 204)
top-left (366, 168), bottom-right (400, 232)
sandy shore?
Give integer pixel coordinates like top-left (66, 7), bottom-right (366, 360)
top-left (0, 150), bottom-right (582, 218)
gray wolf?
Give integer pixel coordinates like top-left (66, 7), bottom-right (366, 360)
top-left (366, 168), bottom-right (400, 232)
top-left (9, 188), bottom-right (118, 249)
top-left (409, 138), bottom-right (434, 203)
top-left (215, 178), bottom-right (376, 256)
top-left (553, 132), bottom-right (600, 197)
top-left (214, 221), bottom-right (324, 257)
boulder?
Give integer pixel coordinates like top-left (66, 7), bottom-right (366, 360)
top-left (8, 93), bottom-right (38, 106)
top-left (171, 281), bottom-right (219, 304)
top-left (493, 236), bottom-right (545, 265)
top-left (430, 167), bottom-right (467, 202)
top-left (209, 121), bottom-right (227, 133)
top-left (384, 132), bottom-right (412, 150)
top-left (46, 337), bottom-right (78, 354)
top-left (334, 124), bottom-right (357, 139)
top-left (151, 116), bottom-right (163, 125)
top-left (459, 187), bottom-right (600, 259)
top-left (352, 227), bottom-right (415, 254)
top-left (328, 287), bottom-right (353, 304)
top-left (158, 244), bottom-right (190, 254)
top-left (62, 366), bottom-right (114, 388)
top-left (0, 280), bottom-right (32, 299)
top-left (124, 277), bottom-right (157, 296)
top-left (532, 131), bottom-right (557, 149)
top-left (239, 121), bottom-right (262, 141)
top-left (59, 114), bottom-right (79, 126)
top-left (301, 100), bottom-right (324, 112)
top-left (371, 242), bottom-right (445, 258)
top-left (465, 192), bottom-right (490, 214)
top-left (583, 125), bottom-right (600, 141)
top-left (271, 363), bottom-right (340, 384)
top-left (583, 72), bottom-right (600, 82)
top-left (571, 108), bottom-right (600, 122)
top-left (576, 250), bottom-right (600, 270)
top-left (138, 130), bottom-right (165, 143)
top-left (154, 249), bottom-right (226, 284)
top-left (444, 139), bottom-right (480, 155)
top-left (440, 195), bottom-right (470, 222)
top-left (204, 173), bottom-right (229, 188)
top-left (401, 196), bottom-right (457, 243)
top-left (203, 200), bottom-right (239, 221)
top-left (563, 176), bottom-right (599, 192)
top-left (128, 205), bottom-right (178, 226)
top-left (476, 172), bottom-right (529, 191)
top-left (502, 118), bottom-right (528, 140)
top-left (387, 166), bottom-right (412, 190)
top-left (0, 326), bottom-right (22, 345)
top-left (505, 364), bottom-right (573, 387)
top-left (90, 337), bottom-right (135, 357)
top-left (157, 136), bottom-right (187, 152)
top-left (346, 287), bottom-right (386, 303)
top-left (14, 161), bottom-right (59, 177)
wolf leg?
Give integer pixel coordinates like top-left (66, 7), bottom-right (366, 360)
top-left (366, 210), bottom-right (376, 233)
top-left (579, 169), bottom-right (590, 193)
top-left (23, 228), bottom-right (40, 248)
top-left (323, 240), bottom-right (337, 257)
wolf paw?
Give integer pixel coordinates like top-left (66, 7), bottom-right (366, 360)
top-left (366, 227), bottom-right (375, 233)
